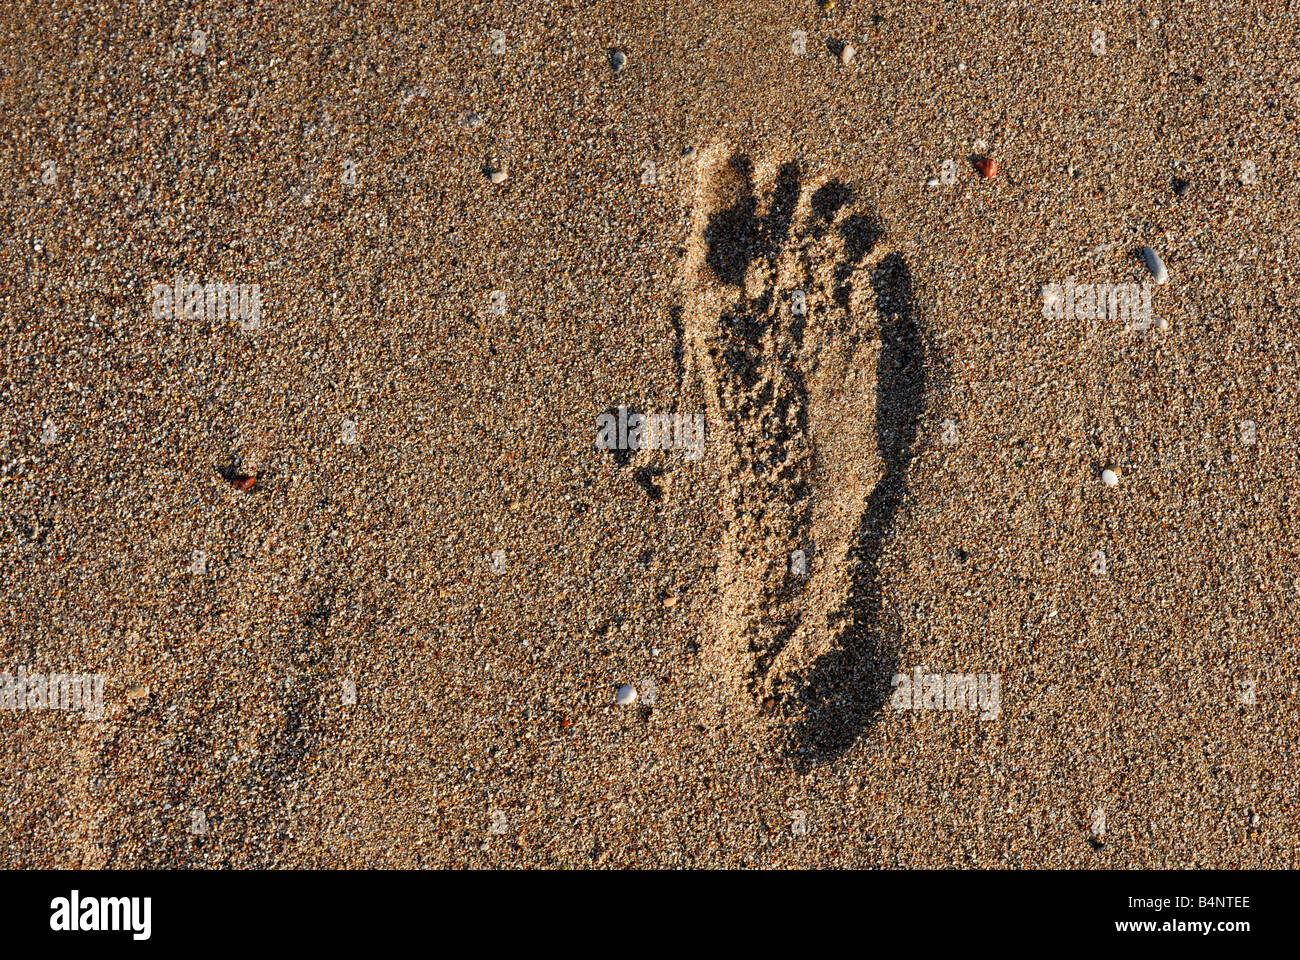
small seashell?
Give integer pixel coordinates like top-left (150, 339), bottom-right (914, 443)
top-left (1140, 246), bottom-right (1168, 284)
top-left (973, 156), bottom-right (997, 178)
top-left (662, 595), bottom-right (679, 608)
top-left (926, 178), bottom-right (940, 188)
top-left (840, 43), bottom-right (856, 65)
top-left (1101, 468), bottom-right (1119, 488)
top-left (615, 684), bottom-right (637, 706)
top-left (489, 164), bottom-right (508, 184)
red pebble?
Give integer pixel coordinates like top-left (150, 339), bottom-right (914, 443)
top-left (230, 474), bottom-right (256, 492)
top-left (974, 156), bottom-right (998, 179)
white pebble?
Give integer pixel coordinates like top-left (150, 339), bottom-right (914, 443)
top-left (840, 44), bottom-right (856, 65)
top-left (1101, 468), bottom-right (1119, 487)
top-left (615, 684), bottom-right (637, 706)
top-left (489, 166), bottom-right (508, 184)
top-left (926, 178), bottom-right (939, 189)
top-left (1141, 246), bottom-right (1168, 285)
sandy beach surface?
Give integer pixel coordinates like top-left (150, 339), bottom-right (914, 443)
top-left (2, 0), bottom-right (1298, 868)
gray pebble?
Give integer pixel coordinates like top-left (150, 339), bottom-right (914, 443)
top-left (1141, 246), bottom-right (1169, 285)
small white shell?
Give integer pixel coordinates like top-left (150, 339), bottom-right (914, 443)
top-left (1141, 246), bottom-right (1168, 285)
top-left (615, 684), bottom-right (637, 706)
top-left (1101, 468), bottom-right (1119, 487)
top-left (489, 167), bottom-right (508, 184)
top-left (840, 44), bottom-right (856, 65)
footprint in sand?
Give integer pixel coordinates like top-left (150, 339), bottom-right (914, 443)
top-left (679, 147), bottom-right (928, 764)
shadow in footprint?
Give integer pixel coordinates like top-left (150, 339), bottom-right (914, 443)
top-left (788, 251), bottom-right (926, 767)
top-left (692, 150), bottom-right (931, 759)
top-left (704, 154), bottom-right (801, 287)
